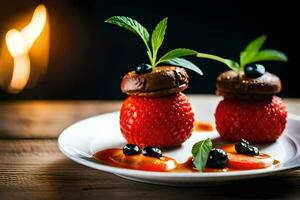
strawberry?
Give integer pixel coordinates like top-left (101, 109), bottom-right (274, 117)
top-left (120, 92), bottom-right (194, 148)
top-left (215, 96), bottom-right (287, 143)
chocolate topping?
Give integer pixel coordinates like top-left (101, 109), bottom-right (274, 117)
top-left (216, 70), bottom-right (281, 99)
top-left (121, 66), bottom-right (189, 96)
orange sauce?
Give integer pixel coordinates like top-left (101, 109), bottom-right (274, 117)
top-left (93, 145), bottom-right (280, 173)
top-left (193, 121), bottom-right (214, 131)
top-left (94, 149), bottom-right (177, 172)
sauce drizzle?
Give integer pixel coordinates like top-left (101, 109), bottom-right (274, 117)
top-left (193, 121), bottom-right (214, 132)
top-left (93, 144), bottom-right (280, 173)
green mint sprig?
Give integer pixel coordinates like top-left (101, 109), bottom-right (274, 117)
top-left (105, 16), bottom-right (202, 75)
top-left (196, 35), bottom-right (288, 73)
top-left (191, 138), bottom-right (212, 171)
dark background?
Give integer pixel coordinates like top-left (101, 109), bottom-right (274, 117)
top-left (0, 0), bottom-right (298, 100)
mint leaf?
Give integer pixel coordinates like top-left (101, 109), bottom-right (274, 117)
top-left (239, 51), bottom-right (246, 64)
top-left (151, 18), bottom-right (168, 60)
top-left (105, 16), bottom-right (206, 75)
top-left (240, 35), bottom-right (267, 68)
top-left (164, 58), bottom-right (203, 75)
top-left (245, 35), bottom-right (267, 53)
top-left (158, 48), bottom-right (198, 64)
top-left (194, 35), bottom-right (287, 73)
top-left (223, 59), bottom-right (240, 73)
top-left (105, 16), bottom-right (150, 51)
top-left (250, 49), bottom-right (288, 63)
top-left (197, 53), bottom-right (240, 73)
top-left (191, 138), bottom-right (212, 171)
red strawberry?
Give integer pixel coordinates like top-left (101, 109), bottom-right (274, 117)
top-left (120, 92), bottom-right (194, 148)
top-left (215, 96), bottom-right (287, 143)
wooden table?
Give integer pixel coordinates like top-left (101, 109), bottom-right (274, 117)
top-left (1, 96), bottom-right (300, 200)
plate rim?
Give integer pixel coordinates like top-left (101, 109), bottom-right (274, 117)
top-left (58, 111), bottom-right (300, 179)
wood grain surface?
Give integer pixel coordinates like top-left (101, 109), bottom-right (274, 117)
top-left (1, 97), bottom-right (300, 200)
top-left (0, 101), bottom-right (121, 138)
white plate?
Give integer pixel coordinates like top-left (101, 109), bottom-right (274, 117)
top-left (58, 98), bottom-right (300, 186)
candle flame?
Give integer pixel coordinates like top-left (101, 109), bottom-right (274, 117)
top-left (5, 5), bottom-right (47, 93)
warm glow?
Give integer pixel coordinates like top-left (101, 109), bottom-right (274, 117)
top-left (21, 5), bottom-right (47, 50)
top-left (6, 30), bottom-right (26, 57)
top-left (5, 5), bottom-right (47, 93)
top-left (8, 55), bottom-right (30, 91)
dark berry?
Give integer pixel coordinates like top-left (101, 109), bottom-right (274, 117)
top-left (206, 148), bottom-right (228, 168)
top-left (135, 64), bottom-right (152, 74)
top-left (244, 64), bottom-right (265, 78)
top-left (235, 141), bottom-right (249, 153)
top-left (142, 146), bottom-right (162, 158)
top-left (235, 140), bottom-right (259, 156)
top-left (240, 139), bottom-right (249, 146)
top-left (246, 146), bottom-right (259, 156)
top-left (123, 144), bottom-right (141, 155)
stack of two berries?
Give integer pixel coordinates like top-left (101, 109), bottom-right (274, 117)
top-left (215, 64), bottom-right (287, 143)
top-left (120, 65), bottom-right (195, 148)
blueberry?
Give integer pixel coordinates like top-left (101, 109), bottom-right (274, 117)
top-left (235, 140), bottom-right (249, 153)
top-left (235, 140), bottom-right (259, 156)
top-left (123, 144), bottom-right (142, 155)
top-left (240, 139), bottom-right (250, 146)
top-left (206, 148), bottom-right (228, 168)
top-left (142, 146), bottom-right (162, 158)
top-left (244, 64), bottom-right (265, 78)
top-left (135, 64), bottom-right (152, 74)
top-left (247, 146), bottom-right (259, 156)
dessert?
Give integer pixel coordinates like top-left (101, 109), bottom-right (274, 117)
top-left (100, 19), bottom-right (284, 174)
top-left (196, 35), bottom-right (288, 143)
top-left (105, 16), bottom-right (203, 147)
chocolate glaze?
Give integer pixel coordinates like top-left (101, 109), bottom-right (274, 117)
top-left (216, 70), bottom-right (281, 100)
top-left (121, 66), bottom-right (189, 96)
